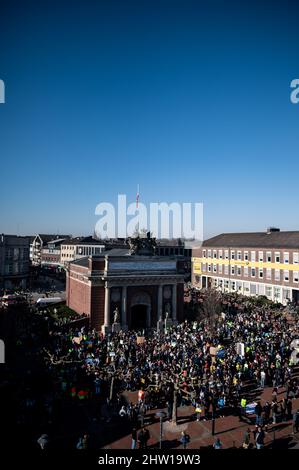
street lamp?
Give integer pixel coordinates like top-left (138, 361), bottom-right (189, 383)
top-left (155, 411), bottom-right (166, 449)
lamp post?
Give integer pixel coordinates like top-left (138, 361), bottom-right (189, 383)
top-left (155, 411), bottom-right (166, 449)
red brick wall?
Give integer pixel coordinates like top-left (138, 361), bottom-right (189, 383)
top-left (67, 275), bottom-right (91, 316)
top-left (90, 285), bottom-right (105, 330)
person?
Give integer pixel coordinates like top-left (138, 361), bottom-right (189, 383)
top-left (255, 402), bottom-right (262, 427)
top-left (76, 434), bottom-right (89, 450)
top-left (119, 405), bottom-right (127, 418)
top-left (287, 398), bottom-right (292, 420)
top-left (255, 426), bottom-right (265, 449)
top-left (195, 402), bottom-right (203, 421)
top-left (37, 434), bottom-right (49, 450)
top-left (131, 427), bottom-right (137, 449)
top-left (260, 370), bottom-right (266, 388)
top-left (280, 399), bottom-right (287, 422)
top-left (240, 397), bottom-right (246, 421)
top-left (272, 400), bottom-right (278, 425)
top-left (242, 428), bottom-right (251, 449)
top-left (213, 438), bottom-right (222, 449)
top-left (292, 410), bottom-right (299, 434)
top-left (138, 429), bottom-right (146, 449)
top-left (180, 431), bottom-right (190, 449)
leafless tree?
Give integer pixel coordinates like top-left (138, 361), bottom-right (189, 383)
top-left (198, 288), bottom-right (222, 331)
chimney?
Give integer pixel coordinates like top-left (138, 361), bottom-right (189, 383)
top-left (267, 227), bottom-right (280, 234)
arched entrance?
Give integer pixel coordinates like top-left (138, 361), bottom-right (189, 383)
top-left (131, 304), bottom-right (148, 329)
top-left (130, 291), bottom-right (151, 329)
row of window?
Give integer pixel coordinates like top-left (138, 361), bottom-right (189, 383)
top-left (202, 249), bottom-right (299, 264)
top-left (208, 278), bottom-right (291, 301)
top-left (202, 263), bottom-right (299, 283)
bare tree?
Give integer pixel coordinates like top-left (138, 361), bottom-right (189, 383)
top-left (198, 288), bottom-right (222, 331)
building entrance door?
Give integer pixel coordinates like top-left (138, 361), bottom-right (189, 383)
top-left (131, 304), bottom-right (148, 330)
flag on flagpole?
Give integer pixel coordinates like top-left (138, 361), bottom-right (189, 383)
top-left (136, 184), bottom-right (140, 208)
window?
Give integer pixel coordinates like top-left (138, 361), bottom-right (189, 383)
top-left (231, 265), bottom-right (235, 275)
top-left (203, 250), bottom-right (206, 258)
top-left (224, 265), bottom-right (229, 275)
top-left (219, 250), bottom-right (223, 259)
top-left (244, 251), bottom-right (248, 261)
top-left (208, 250), bottom-right (212, 258)
top-left (275, 269), bottom-right (280, 281)
top-left (251, 268), bottom-right (256, 277)
top-left (231, 281), bottom-right (236, 291)
top-left (284, 270), bottom-right (289, 282)
top-left (293, 271), bottom-right (299, 283)
top-left (213, 264), bottom-right (217, 273)
top-left (284, 252), bottom-right (289, 264)
top-left (225, 250), bottom-right (229, 260)
top-left (251, 251), bottom-right (256, 262)
top-left (259, 251), bottom-right (263, 262)
top-left (243, 282), bottom-right (250, 293)
top-left (202, 263), bottom-right (206, 272)
top-left (274, 287), bottom-right (281, 301)
top-left (259, 269), bottom-right (263, 278)
top-left (231, 250), bottom-right (235, 260)
top-left (266, 268), bottom-right (272, 280)
top-left (237, 266), bottom-right (241, 276)
top-left (219, 264), bottom-right (223, 274)
top-left (208, 264), bottom-right (211, 272)
top-left (275, 252), bottom-right (280, 263)
top-left (265, 286), bottom-right (272, 298)
top-left (244, 266), bottom-right (248, 277)
top-left (213, 250), bottom-right (217, 259)
top-left (237, 250), bottom-right (241, 260)
top-left (250, 283), bottom-right (257, 295)
top-left (293, 252), bottom-right (299, 264)
top-left (266, 251), bottom-right (272, 262)
top-left (283, 288), bottom-right (290, 301)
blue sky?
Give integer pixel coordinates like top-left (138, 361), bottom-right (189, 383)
top-left (0, 0), bottom-right (299, 238)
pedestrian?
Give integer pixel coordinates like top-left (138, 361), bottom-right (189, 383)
top-left (271, 400), bottom-right (278, 425)
top-left (242, 428), bottom-right (251, 449)
top-left (292, 410), bottom-right (299, 434)
top-left (213, 438), bottom-right (222, 449)
top-left (180, 431), bottom-right (190, 449)
top-left (131, 427), bottom-right (137, 449)
top-left (138, 429), bottom-right (146, 449)
top-left (260, 370), bottom-right (266, 388)
top-left (37, 434), bottom-right (49, 450)
top-left (119, 405), bottom-right (127, 418)
top-left (255, 426), bottom-right (265, 449)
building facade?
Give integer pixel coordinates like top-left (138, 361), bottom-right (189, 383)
top-left (0, 234), bottom-right (30, 289)
top-left (66, 238), bottom-right (185, 332)
top-left (41, 238), bottom-right (69, 267)
top-left (192, 228), bottom-right (299, 305)
top-left (61, 237), bottom-right (106, 265)
top-left (31, 234), bottom-right (71, 265)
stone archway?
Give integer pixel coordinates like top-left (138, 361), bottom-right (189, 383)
top-left (130, 291), bottom-right (151, 329)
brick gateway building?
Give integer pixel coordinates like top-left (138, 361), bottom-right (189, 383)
top-left (66, 237), bottom-right (185, 332)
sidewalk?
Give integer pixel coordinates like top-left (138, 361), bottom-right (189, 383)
top-left (103, 387), bottom-right (299, 449)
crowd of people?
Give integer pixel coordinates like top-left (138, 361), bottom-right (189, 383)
top-left (35, 292), bottom-right (299, 449)
top-left (4, 290), bottom-right (299, 450)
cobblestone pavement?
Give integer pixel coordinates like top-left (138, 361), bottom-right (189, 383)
top-left (103, 387), bottom-right (299, 449)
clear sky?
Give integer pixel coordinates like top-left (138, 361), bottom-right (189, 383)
top-left (0, 0), bottom-right (298, 239)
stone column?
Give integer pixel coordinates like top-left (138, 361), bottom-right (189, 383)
top-left (172, 284), bottom-right (177, 322)
top-left (121, 285), bottom-right (128, 330)
top-left (157, 284), bottom-right (163, 320)
top-left (102, 283), bottom-right (111, 334)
